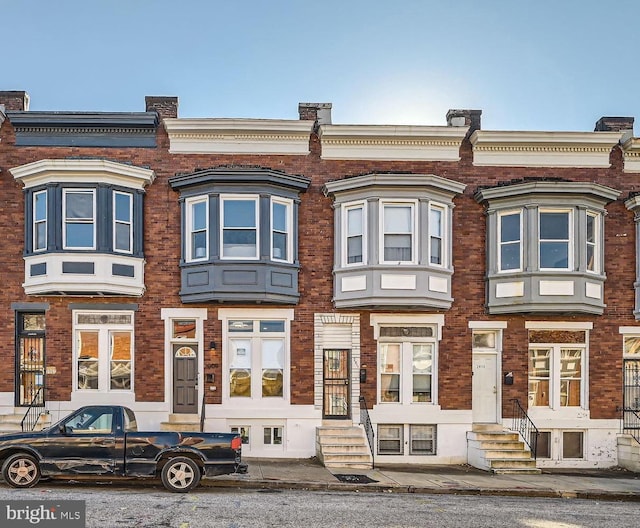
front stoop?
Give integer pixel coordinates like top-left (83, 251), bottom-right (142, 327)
top-left (467, 423), bottom-right (541, 474)
top-left (617, 434), bottom-right (640, 472)
top-left (160, 413), bottom-right (201, 432)
top-left (316, 423), bottom-right (373, 469)
top-left (0, 411), bottom-right (51, 433)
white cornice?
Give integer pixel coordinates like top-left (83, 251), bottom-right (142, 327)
top-left (470, 130), bottom-right (623, 168)
top-left (318, 124), bottom-right (469, 161)
top-left (622, 136), bottom-right (640, 173)
top-left (323, 173), bottom-right (466, 196)
top-left (163, 118), bottom-right (314, 155)
top-left (11, 159), bottom-right (155, 189)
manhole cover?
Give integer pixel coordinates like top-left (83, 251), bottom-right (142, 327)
top-left (334, 474), bottom-right (378, 484)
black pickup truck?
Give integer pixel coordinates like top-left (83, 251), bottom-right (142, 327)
top-left (0, 405), bottom-right (246, 492)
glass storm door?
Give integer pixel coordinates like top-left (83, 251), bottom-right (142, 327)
top-left (323, 350), bottom-right (350, 419)
top-left (16, 313), bottom-right (46, 407)
top-left (173, 344), bottom-right (198, 413)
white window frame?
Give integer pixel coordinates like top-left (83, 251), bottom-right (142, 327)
top-left (380, 200), bottom-right (417, 265)
top-left (73, 310), bottom-right (134, 394)
top-left (377, 329), bottom-right (437, 405)
top-left (270, 197), bottom-right (293, 263)
top-left (63, 189), bottom-right (96, 250)
top-left (113, 191), bottom-right (133, 254)
top-left (497, 209), bottom-right (522, 272)
top-left (185, 196), bottom-right (208, 262)
top-left (428, 203), bottom-right (446, 267)
top-left (585, 211), bottom-right (600, 274)
top-left (33, 190), bottom-right (47, 252)
top-left (538, 208), bottom-right (573, 271)
top-left (342, 201), bottom-right (367, 267)
top-left (528, 344), bottom-right (586, 410)
top-left (220, 195), bottom-right (259, 260)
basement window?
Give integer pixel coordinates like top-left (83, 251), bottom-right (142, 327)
top-left (409, 425), bottom-right (436, 455)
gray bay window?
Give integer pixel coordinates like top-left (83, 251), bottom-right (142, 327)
top-left (475, 180), bottom-right (620, 314)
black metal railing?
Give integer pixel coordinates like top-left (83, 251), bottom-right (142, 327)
top-left (21, 387), bottom-right (45, 432)
top-left (623, 360), bottom-right (640, 445)
top-left (510, 398), bottom-right (539, 459)
top-left (359, 396), bottom-right (375, 468)
top-left (200, 391), bottom-right (206, 432)
top-left (622, 408), bottom-right (640, 445)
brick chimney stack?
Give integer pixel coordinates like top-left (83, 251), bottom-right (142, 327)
top-left (594, 116), bottom-right (634, 133)
top-left (145, 96), bottom-right (178, 119)
top-left (446, 109), bottom-right (482, 133)
top-left (298, 103), bottom-right (332, 129)
top-left (0, 91), bottom-right (30, 111)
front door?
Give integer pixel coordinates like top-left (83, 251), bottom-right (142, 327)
top-left (16, 313), bottom-right (46, 407)
top-left (472, 353), bottom-right (498, 423)
top-left (323, 349), bottom-right (350, 419)
top-left (173, 345), bottom-right (198, 414)
top-left (623, 359), bottom-right (640, 436)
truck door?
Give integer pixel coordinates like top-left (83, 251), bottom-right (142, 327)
top-left (39, 406), bottom-right (118, 476)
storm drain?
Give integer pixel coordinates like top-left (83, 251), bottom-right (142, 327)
top-left (334, 474), bottom-right (378, 484)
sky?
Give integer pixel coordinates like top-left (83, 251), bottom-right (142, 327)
top-left (2, 0), bottom-right (639, 133)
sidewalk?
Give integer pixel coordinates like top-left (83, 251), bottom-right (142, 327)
top-left (203, 458), bottom-right (640, 501)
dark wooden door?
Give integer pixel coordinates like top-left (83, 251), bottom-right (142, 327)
top-left (173, 345), bottom-right (198, 414)
top-left (323, 349), bottom-right (350, 419)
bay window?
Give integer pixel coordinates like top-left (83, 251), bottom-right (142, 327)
top-left (64, 189), bottom-right (95, 249)
top-left (222, 197), bottom-right (258, 259)
top-left (382, 202), bottom-right (414, 263)
top-left (539, 210), bottom-right (571, 270)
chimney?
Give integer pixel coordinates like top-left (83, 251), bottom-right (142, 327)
top-left (446, 109), bottom-right (481, 133)
top-left (0, 91), bottom-right (30, 111)
top-left (298, 102), bottom-right (332, 126)
top-left (594, 116), bottom-right (634, 133)
top-left (145, 96), bottom-right (178, 119)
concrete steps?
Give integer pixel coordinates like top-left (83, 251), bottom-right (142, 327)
top-left (467, 423), bottom-right (540, 474)
top-left (0, 411), bottom-right (51, 432)
top-left (316, 424), bottom-right (373, 469)
top-left (617, 434), bottom-right (640, 472)
top-left (160, 413), bottom-right (201, 432)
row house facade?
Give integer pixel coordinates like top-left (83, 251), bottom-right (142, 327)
top-left (1, 90), bottom-right (639, 471)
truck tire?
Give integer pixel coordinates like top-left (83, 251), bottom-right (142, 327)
top-left (2, 453), bottom-right (41, 488)
top-left (160, 456), bottom-right (201, 493)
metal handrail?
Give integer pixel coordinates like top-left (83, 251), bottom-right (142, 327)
top-left (509, 398), bottom-right (539, 459)
top-left (359, 396), bottom-right (375, 468)
top-left (20, 387), bottom-right (45, 432)
top-left (622, 408), bottom-right (640, 445)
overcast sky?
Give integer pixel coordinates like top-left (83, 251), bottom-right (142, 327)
top-left (3, 0), bottom-right (639, 132)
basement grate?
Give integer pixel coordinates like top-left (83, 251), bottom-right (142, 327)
top-left (334, 474), bottom-right (378, 484)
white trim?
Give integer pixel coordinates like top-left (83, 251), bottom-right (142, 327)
top-left (468, 321), bottom-right (508, 329)
top-left (11, 159), bottom-right (155, 190)
top-left (622, 136), bottom-right (640, 173)
top-left (371, 313), bottom-right (445, 340)
top-left (525, 321), bottom-right (593, 330)
top-left (620, 326), bottom-right (640, 334)
top-left (319, 124), bottom-right (468, 161)
top-left (164, 118), bottom-right (314, 155)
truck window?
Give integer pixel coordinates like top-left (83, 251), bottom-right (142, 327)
top-left (66, 407), bottom-right (114, 434)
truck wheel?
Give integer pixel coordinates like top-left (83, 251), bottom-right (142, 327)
top-left (161, 457), bottom-right (201, 493)
top-left (2, 453), bottom-right (41, 488)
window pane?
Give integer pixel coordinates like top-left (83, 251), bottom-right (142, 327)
top-left (229, 320), bottom-right (253, 332)
top-left (347, 207), bottom-right (363, 236)
top-left (430, 237), bottom-right (442, 265)
top-left (540, 241), bottom-right (568, 268)
top-left (35, 223), bottom-right (47, 251)
top-left (501, 243), bottom-right (520, 270)
top-left (501, 213), bottom-right (520, 243)
top-left (472, 332), bottom-right (496, 349)
top-left (115, 223), bottom-right (131, 252)
top-left (78, 331), bottom-right (99, 390)
top-left (223, 229), bottom-right (257, 257)
top-left (173, 320), bottom-right (196, 339)
top-left (110, 331), bottom-right (131, 390)
top-left (560, 349), bottom-right (581, 407)
top-left (35, 192), bottom-right (47, 221)
top-left (272, 232), bottom-right (287, 260)
top-left (260, 321), bottom-right (284, 332)
top-left (115, 193), bottom-right (131, 222)
top-left (586, 245), bottom-right (595, 272)
top-left (192, 201), bottom-right (207, 231)
top-left (384, 206), bottom-right (411, 232)
top-left (624, 336), bottom-right (640, 356)
top-left (224, 200), bottom-right (256, 228)
top-left (384, 234), bottom-right (411, 261)
top-left (230, 339), bottom-right (251, 397)
top-left (262, 340), bottom-right (284, 397)
top-left (529, 349), bottom-right (550, 407)
top-left (412, 345), bottom-right (432, 403)
top-left (378, 425), bottom-right (403, 454)
top-left (347, 235), bottom-right (363, 263)
top-left (380, 344), bottom-right (400, 402)
top-left (563, 431), bottom-right (583, 459)
top-left (66, 223), bottom-right (94, 248)
top-left (430, 208), bottom-right (442, 237)
top-left (66, 192), bottom-right (93, 219)
top-left (273, 202), bottom-right (287, 232)
top-left (410, 425), bottom-right (435, 455)
top-left (534, 431), bottom-right (551, 458)
top-left (540, 212), bottom-right (569, 239)
top-left (192, 231), bottom-right (207, 259)
top-left (586, 215), bottom-right (595, 243)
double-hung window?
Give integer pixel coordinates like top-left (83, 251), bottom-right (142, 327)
top-left (344, 203), bottom-right (365, 265)
top-left (222, 197), bottom-right (258, 259)
top-left (382, 202), bottom-right (415, 263)
top-left (586, 212), bottom-right (599, 273)
top-left (64, 189), bottom-right (95, 249)
top-left (539, 210), bottom-right (571, 270)
top-left (113, 191), bottom-right (133, 253)
top-left (498, 211), bottom-right (521, 271)
top-left (33, 190), bottom-right (47, 252)
top-left (187, 197), bottom-right (208, 261)
top-left (429, 205), bottom-right (444, 266)
top-left (271, 199), bottom-right (291, 262)
top-left (529, 346), bottom-right (585, 408)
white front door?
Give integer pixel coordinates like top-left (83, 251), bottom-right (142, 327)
top-left (472, 353), bottom-right (498, 423)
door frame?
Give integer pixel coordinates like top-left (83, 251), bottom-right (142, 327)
top-left (162, 308), bottom-right (207, 415)
top-left (323, 349), bottom-right (351, 419)
top-left (15, 312), bottom-right (47, 407)
top-left (472, 351), bottom-right (500, 423)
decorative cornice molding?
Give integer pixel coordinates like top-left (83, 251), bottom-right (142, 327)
top-left (622, 136), bottom-right (640, 173)
top-left (323, 172), bottom-right (466, 197)
top-left (11, 158), bottom-right (155, 190)
top-left (475, 180), bottom-right (620, 204)
top-left (318, 124), bottom-right (468, 161)
top-left (470, 130), bottom-right (622, 167)
top-left (163, 118), bottom-right (314, 155)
